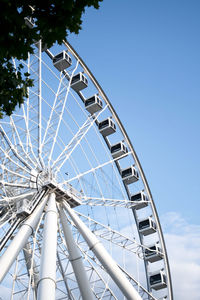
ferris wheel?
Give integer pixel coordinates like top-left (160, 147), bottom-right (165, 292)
top-left (0, 38), bottom-right (173, 300)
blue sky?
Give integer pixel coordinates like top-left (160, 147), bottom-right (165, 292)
top-left (67, 1), bottom-right (200, 298)
top-left (68, 0), bottom-right (200, 224)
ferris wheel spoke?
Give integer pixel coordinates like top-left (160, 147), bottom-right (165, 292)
top-left (0, 126), bottom-right (33, 171)
top-left (21, 103), bottom-right (43, 168)
top-left (1, 157), bottom-right (30, 176)
top-left (37, 40), bottom-right (45, 169)
top-left (52, 116), bottom-right (93, 171)
top-left (47, 60), bottom-right (79, 167)
top-left (0, 181), bottom-right (31, 189)
top-left (75, 126), bottom-right (129, 201)
top-left (0, 191), bottom-right (37, 205)
top-left (9, 116), bottom-right (38, 169)
top-left (65, 151), bottom-right (131, 185)
top-left (41, 75), bottom-right (67, 151)
top-left (0, 152), bottom-right (33, 189)
top-left (1, 166), bottom-right (31, 181)
top-left (20, 50), bottom-right (49, 168)
top-left (53, 105), bottom-right (108, 173)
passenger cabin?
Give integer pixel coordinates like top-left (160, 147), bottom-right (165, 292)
top-left (70, 73), bottom-right (88, 92)
top-left (149, 271), bottom-right (167, 290)
top-left (144, 244), bottom-right (163, 263)
top-left (121, 166), bottom-right (139, 185)
top-left (98, 118), bottom-right (116, 136)
top-left (53, 51), bottom-right (72, 71)
top-left (85, 95), bottom-right (103, 114)
top-left (138, 217), bottom-right (156, 236)
top-left (130, 191), bottom-right (148, 210)
top-left (110, 141), bottom-right (128, 159)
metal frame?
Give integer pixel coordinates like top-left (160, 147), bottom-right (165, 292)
top-left (0, 39), bottom-right (173, 300)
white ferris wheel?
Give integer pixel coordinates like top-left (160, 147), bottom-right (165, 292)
top-left (0, 38), bottom-right (173, 300)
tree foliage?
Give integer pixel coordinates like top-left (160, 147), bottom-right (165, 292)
top-left (0, 0), bottom-right (102, 118)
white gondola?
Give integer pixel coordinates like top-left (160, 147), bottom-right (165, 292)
top-left (70, 72), bottom-right (88, 92)
top-left (16, 198), bottom-right (31, 217)
top-left (53, 51), bottom-right (72, 71)
top-left (110, 141), bottom-right (128, 159)
top-left (85, 95), bottom-right (103, 114)
top-left (98, 117), bottom-right (116, 136)
top-left (121, 165), bottom-right (139, 185)
top-left (138, 217), bottom-right (156, 236)
top-left (130, 191), bottom-right (148, 210)
top-left (149, 270), bottom-right (167, 290)
top-left (144, 243), bottom-right (163, 263)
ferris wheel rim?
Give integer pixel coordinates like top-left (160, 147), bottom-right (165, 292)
top-left (0, 39), bottom-right (173, 300)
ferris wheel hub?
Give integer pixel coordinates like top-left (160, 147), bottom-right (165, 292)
top-left (42, 180), bottom-right (81, 208)
top-left (30, 167), bottom-right (54, 189)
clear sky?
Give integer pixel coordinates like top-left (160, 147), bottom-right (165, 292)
top-left (67, 1), bottom-right (200, 299)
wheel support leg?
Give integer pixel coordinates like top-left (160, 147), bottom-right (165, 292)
top-left (37, 193), bottom-right (57, 300)
top-left (0, 195), bottom-right (48, 283)
top-left (59, 205), bottom-right (94, 300)
top-left (63, 202), bottom-right (142, 300)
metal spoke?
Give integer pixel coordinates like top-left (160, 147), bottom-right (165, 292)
top-left (64, 151), bottom-right (131, 184)
top-left (0, 126), bottom-right (32, 171)
top-left (53, 105), bottom-right (107, 173)
top-left (47, 60), bottom-right (79, 166)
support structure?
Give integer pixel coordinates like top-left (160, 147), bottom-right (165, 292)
top-left (57, 252), bottom-right (73, 300)
top-left (59, 205), bottom-right (94, 300)
top-left (63, 202), bottom-right (142, 300)
top-left (37, 193), bottom-right (58, 300)
top-left (0, 195), bottom-right (48, 283)
top-left (23, 242), bottom-right (39, 297)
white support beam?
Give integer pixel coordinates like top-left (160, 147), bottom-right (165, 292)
top-left (37, 193), bottom-right (57, 300)
top-left (63, 202), bottom-right (142, 300)
top-left (59, 206), bottom-right (94, 300)
top-left (38, 39), bottom-right (44, 169)
top-left (23, 243), bottom-right (39, 296)
top-left (0, 195), bottom-right (48, 283)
